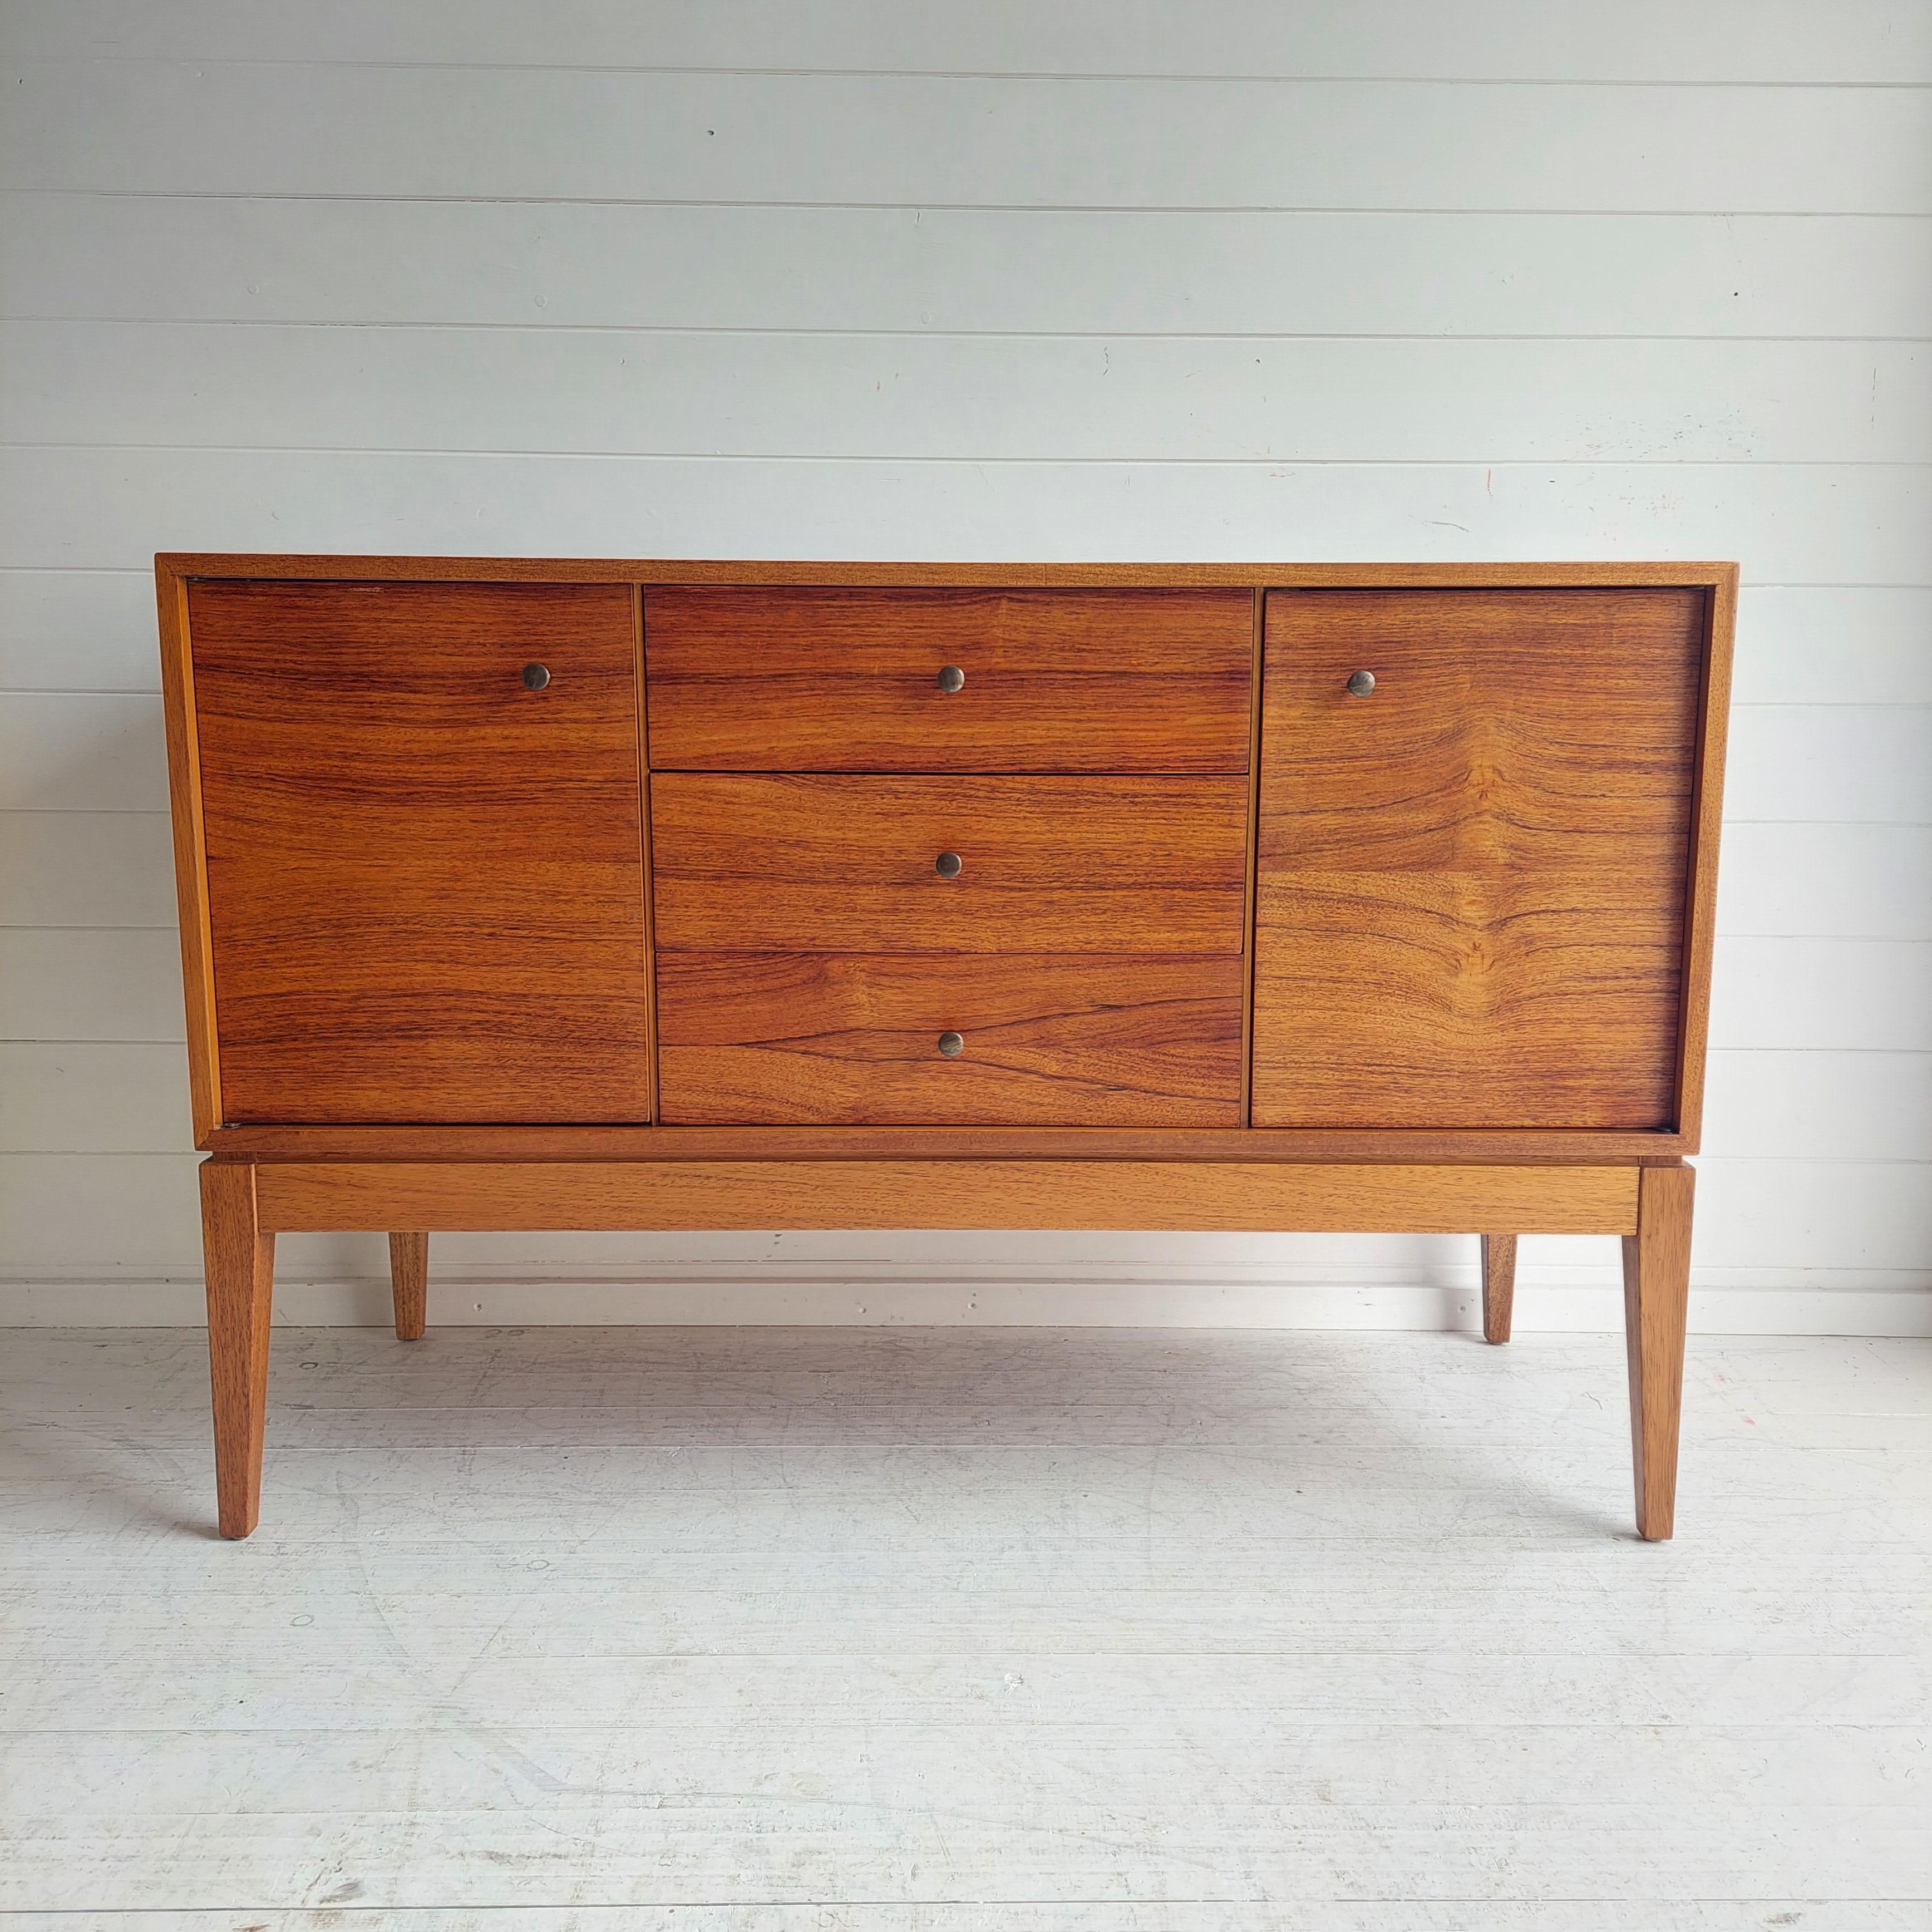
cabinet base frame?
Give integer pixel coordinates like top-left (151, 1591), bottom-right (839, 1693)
top-left (202, 1156), bottom-right (1690, 1541)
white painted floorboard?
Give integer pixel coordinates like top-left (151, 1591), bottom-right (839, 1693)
top-left (1, 1327), bottom-right (1928, 1922)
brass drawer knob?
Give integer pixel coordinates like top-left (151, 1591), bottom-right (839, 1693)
top-left (937, 1031), bottom-right (965, 1057)
top-left (935, 850), bottom-right (963, 879)
top-left (521, 663), bottom-right (551, 691)
top-left (1345, 669), bottom-right (1376, 697)
top-left (937, 664), bottom-right (965, 693)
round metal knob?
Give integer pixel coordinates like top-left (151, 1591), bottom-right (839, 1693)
top-left (937, 1031), bottom-right (965, 1058)
top-left (1345, 669), bottom-right (1376, 697)
top-left (935, 850), bottom-right (963, 879)
top-left (521, 663), bottom-right (551, 691)
top-left (937, 664), bottom-right (965, 693)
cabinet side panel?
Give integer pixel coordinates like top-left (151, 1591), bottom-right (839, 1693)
top-left (156, 560), bottom-right (223, 1143)
top-left (1253, 587), bottom-right (1704, 1129)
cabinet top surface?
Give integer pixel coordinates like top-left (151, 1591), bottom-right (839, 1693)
top-left (157, 555), bottom-right (1739, 590)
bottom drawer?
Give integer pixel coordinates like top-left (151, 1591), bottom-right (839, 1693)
top-left (657, 953), bottom-right (1245, 1126)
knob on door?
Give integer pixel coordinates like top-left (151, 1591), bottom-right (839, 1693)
top-left (937, 1031), bottom-right (965, 1057)
top-left (937, 665), bottom-right (965, 693)
top-left (1345, 669), bottom-right (1376, 697)
top-left (521, 663), bottom-right (551, 691)
top-left (935, 851), bottom-right (963, 879)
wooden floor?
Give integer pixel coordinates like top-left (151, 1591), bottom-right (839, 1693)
top-left (1, 1325), bottom-right (1928, 1926)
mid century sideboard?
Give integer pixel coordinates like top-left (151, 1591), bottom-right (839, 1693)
top-left (156, 556), bottom-right (1734, 1540)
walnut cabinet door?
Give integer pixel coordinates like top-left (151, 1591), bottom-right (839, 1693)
top-left (1251, 588), bottom-right (1709, 1130)
top-left (188, 579), bottom-right (650, 1122)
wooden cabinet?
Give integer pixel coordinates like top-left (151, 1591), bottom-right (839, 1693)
top-left (157, 558), bottom-right (1733, 1543)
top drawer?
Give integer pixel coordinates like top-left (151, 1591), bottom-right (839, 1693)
top-left (643, 586), bottom-right (1253, 771)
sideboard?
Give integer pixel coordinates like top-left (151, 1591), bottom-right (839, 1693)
top-left (156, 556), bottom-right (1735, 1540)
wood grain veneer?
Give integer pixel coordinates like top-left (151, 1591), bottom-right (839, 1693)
top-left (650, 774), bottom-right (1250, 955)
top-left (1253, 588), bottom-right (1705, 1131)
top-left (656, 953), bottom-right (1245, 1126)
top-left (644, 585), bottom-right (1253, 771)
top-left (189, 579), bottom-right (651, 1123)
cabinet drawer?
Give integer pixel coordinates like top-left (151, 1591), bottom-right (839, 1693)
top-left (657, 953), bottom-right (1244, 1125)
top-left (651, 774), bottom-right (1249, 954)
top-left (644, 586), bottom-right (1253, 771)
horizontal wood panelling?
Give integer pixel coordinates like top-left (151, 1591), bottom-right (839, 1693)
top-left (1709, 939), bottom-right (1932, 1051)
top-left (657, 954), bottom-right (1246, 1127)
top-left (11, 2), bottom-right (1928, 80)
top-left (0, 812), bottom-right (177, 926)
top-left (0, 693), bottom-right (165, 810)
top-left (8, 66), bottom-right (1926, 213)
top-left (0, 566), bottom-right (157, 690)
top-left (6, 452), bottom-right (1924, 581)
top-left (651, 775), bottom-right (1249, 954)
top-left (1724, 708), bottom-right (1932, 824)
top-left (1728, 589), bottom-right (1932, 707)
top-left (1716, 825), bottom-right (1932, 940)
top-left (13, 325), bottom-right (1932, 466)
top-left (644, 585), bottom-right (1251, 772)
top-left (0, 929), bottom-right (184, 1042)
top-left (1701, 1051), bottom-right (1932, 1162)
top-left (0, 1043), bottom-right (192, 1152)
top-left (10, 198), bottom-right (1926, 339)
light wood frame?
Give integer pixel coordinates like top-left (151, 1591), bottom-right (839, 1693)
top-left (160, 555), bottom-right (1735, 1543)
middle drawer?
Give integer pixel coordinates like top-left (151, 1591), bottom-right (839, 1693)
top-left (650, 775), bottom-right (1250, 954)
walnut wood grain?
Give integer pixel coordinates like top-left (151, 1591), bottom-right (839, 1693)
top-left (253, 1160), bottom-right (1640, 1237)
top-left (1624, 1162), bottom-right (1694, 1541)
top-left (200, 1160), bottom-right (275, 1539)
top-left (189, 579), bottom-right (651, 1123)
top-left (388, 1232), bottom-right (428, 1340)
top-left (651, 775), bottom-right (1249, 955)
top-left (644, 586), bottom-right (1253, 771)
top-left (657, 953), bottom-right (1245, 1126)
top-left (1253, 588), bottom-right (1706, 1130)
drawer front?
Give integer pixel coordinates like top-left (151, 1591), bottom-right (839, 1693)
top-left (1252, 587), bottom-right (1704, 1130)
top-left (190, 578), bottom-right (649, 1123)
top-left (651, 774), bottom-right (1250, 954)
top-left (657, 953), bottom-right (1245, 1125)
top-left (644, 586), bottom-right (1253, 772)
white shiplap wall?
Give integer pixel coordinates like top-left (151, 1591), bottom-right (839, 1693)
top-left (2, 2), bottom-right (1929, 1332)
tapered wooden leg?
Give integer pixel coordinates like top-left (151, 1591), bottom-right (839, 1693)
top-left (389, 1231), bottom-right (428, 1340)
top-left (1622, 1164), bottom-right (1694, 1541)
top-left (200, 1160), bottom-right (275, 1540)
top-left (1479, 1234), bottom-right (1517, 1343)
